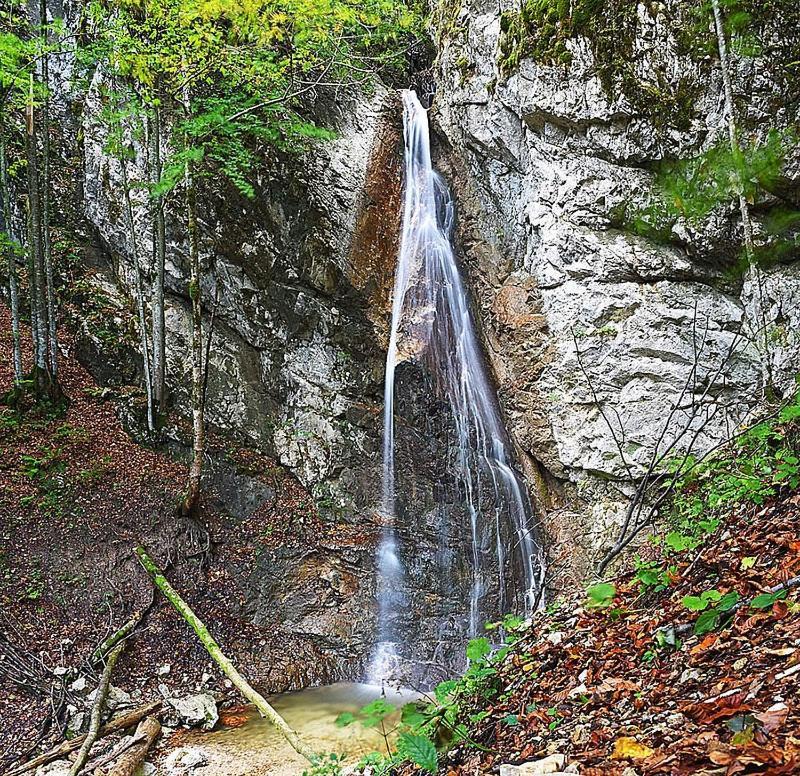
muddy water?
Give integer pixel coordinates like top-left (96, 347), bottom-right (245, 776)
top-left (163, 683), bottom-right (417, 776)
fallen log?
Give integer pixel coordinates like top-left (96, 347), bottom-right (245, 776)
top-left (135, 545), bottom-right (316, 762)
top-left (69, 642), bottom-right (125, 776)
top-left (5, 702), bottom-right (161, 776)
top-left (105, 717), bottom-right (161, 776)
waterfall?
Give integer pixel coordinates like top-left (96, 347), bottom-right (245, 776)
top-left (369, 90), bottom-right (542, 684)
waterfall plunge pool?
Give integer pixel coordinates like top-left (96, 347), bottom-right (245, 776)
top-left (161, 683), bottom-right (419, 775)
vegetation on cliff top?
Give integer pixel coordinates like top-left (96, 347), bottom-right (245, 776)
top-left (496, 0), bottom-right (800, 129)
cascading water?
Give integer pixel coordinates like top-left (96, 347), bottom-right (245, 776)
top-left (369, 90), bottom-right (543, 684)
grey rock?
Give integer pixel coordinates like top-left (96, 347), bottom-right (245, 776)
top-left (167, 693), bottom-right (219, 730)
top-left (433, 0), bottom-right (800, 569)
top-left (499, 754), bottom-right (568, 775)
top-left (35, 761), bottom-right (72, 776)
top-left (164, 747), bottom-right (209, 772)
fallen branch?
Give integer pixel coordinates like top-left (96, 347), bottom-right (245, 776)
top-left (69, 642), bottom-right (125, 776)
top-left (5, 702), bottom-right (161, 776)
top-left (105, 717), bottom-right (161, 776)
top-left (91, 615), bottom-right (141, 665)
top-left (83, 733), bottom-right (145, 774)
top-left (134, 545), bottom-right (316, 762)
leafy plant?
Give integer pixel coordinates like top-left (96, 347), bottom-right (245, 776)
top-left (687, 590), bottom-right (740, 635)
top-left (749, 589), bottom-right (788, 610)
top-left (396, 732), bottom-right (438, 774)
top-left (585, 582), bottom-right (616, 609)
top-left (302, 753), bottom-right (343, 776)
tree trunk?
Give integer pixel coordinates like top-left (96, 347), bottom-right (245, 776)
top-left (25, 65), bottom-right (59, 402)
top-left (135, 546), bottom-right (316, 762)
top-left (181, 82), bottom-right (204, 516)
top-left (119, 144), bottom-right (155, 432)
top-left (105, 717), bottom-right (161, 776)
top-left (710, 0), bottom-right (771, 388)
top-left (40, 0), bottom-right (58, 377)
top-left (149, 97), bottom-right (166, 414)
top-left (68, 642), bottom-right (124, 776)
top-left (0, 114), bottom-right (23, 382)
top-left (26, 73), bottom-right (48, 374)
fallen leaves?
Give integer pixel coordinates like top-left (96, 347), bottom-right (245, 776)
top-left (417, 468), bottom-right (800, 776)
top-left (611, 737), bottom-right (655, 760)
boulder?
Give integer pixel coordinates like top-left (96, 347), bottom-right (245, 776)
top-left (167, 693), bottom-right (219, 730)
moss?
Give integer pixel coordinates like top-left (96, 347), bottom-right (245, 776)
top-left (498, 0), bottom-right (693, 129)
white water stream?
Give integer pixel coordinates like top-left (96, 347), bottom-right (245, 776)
top-left (370, 90), bottom-right (542, 682)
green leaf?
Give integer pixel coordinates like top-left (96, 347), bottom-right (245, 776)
top-left (749, 590), bottom-right (786, 609)
top-left (466, 637), bottom-right (491, 662)
top-left (397, 732), bottom-right (438, 774)
top-left (694, 608), bottom-right (721, 635)
top-left (717, 591), bottom-right (740, 612)
top-left (400, 702), bottom-right (428, 728)
top-left (741, 556), bottom-right (757, 569)
top-left (356, 698), bottom-right (395, 727)
top-left (586, 582), bottom-right (616, 609)
top-left (502, 714), bottom-right (519, 726)
top-left (334, 711), bottom-right (355, 728)
top-left (682, 595), bottom-right (709, 612)
top-left (434, 679), bottom-right (458, 703)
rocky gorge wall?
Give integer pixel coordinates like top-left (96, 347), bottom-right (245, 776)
top-left (430, 0), bottom-right (800, 580)
top-left (43, 0), bottom-right (800, 685)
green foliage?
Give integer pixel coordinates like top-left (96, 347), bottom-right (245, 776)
top-left (585, 581), bottom-right (616, 609)
top-left (749, 589), bottom-right (788, 609)
top-left (668, 390), bottom-right (800, 532)
top-left (396, 732), bottom-right (438, 773)
top-left (685, 590), bottom-right (740, 634)
top-left (302, 753), bottom-right (343, 776)
top-left (628, 131), bottom-right (799, 268)
top-left (633, 557), bottom-right (673, 594)
top-left (74, 0), bottom-right (422, 201)
top-left (465, 637), bottom-right (491, 662)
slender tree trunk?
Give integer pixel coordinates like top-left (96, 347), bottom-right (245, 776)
top-left (183, 153), bottom-right (204, 514)
top-left (40, 0), bottom-right (58, 377)
top-left (0, 115), bottom-right (23, 382)
top-left (26, 72), bottom-right (52, 394)
top-left (135, 547), bottom-right (316, 762)
top-left (711, 0), bottom-right (771, 389)
top-left (119, 144), bottom-right (155, 432)
top-left (149, 97), bottom-right (166, 413)
top-left (68, 642), bottom-right (124, 776)
top-left (181, 81), bottom-right (204, 515)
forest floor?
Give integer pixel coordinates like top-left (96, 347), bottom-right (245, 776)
top-left (0, 305), bottom-right (334, 770)
top-left (407, 479), bottom-right (800, 774)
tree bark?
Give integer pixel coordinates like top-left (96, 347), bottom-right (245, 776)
top-left (68, 642), bottom-right (124, 776)
top-left (39, 0), bottom-right (58, 377)
top-left (149, 96), bottom-right (166, 414)
top-left (5, 702), bottom-right (161, 776)
top-left (119, 143), bottom-right (155, 432)
top-left (26, 72), bottom-right (49, 378)
top-left (181, 81), bottom-right (205, 516)
top-left (135, 546), bottom-right (316, 762)
top-left (0, 114), bottom-right (23, 382)
top-left (105, 717), bottom-right (161, 776)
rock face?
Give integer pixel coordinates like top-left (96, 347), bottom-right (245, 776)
top-left (54, 0), bottom-right (800, 684)
top-left (431, 0), bottom-right (800, 576)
